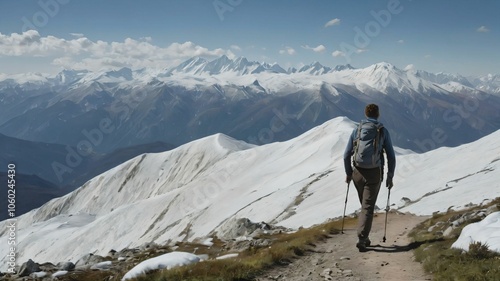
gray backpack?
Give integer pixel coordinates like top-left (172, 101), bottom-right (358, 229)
top-left (353, 121), bottom-right (384, 169)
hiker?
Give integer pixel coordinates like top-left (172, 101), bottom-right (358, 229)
top-left (343, 104), bottom-right (396, 252)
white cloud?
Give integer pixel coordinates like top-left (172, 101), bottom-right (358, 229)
top-left (332, 50), bottom-right (345, 57)
top-left (477, 26), bottom-right (490, 33)
top-left (425, 54), bottom-right (432, 59)
top-left (70, 33), bottom-right (84, 38)
top-left (324, 18), bottom-right (341, 28)
top-left (226, 50), bottom-right (236, 59)
top-left (279, 46), bottom-right (296, 55)
top-left (398, 39), bottom-right (405, 44)
top-left (404, 64), bottom-right (415, 71)
top-left (302, 44), bottom-right (326, 53)
top-left (0, 30), bottom-right (234, 71)
top-left (230, 45), bottom-right (241, 51)
top-left (332, 49), bottom-right (365, 57)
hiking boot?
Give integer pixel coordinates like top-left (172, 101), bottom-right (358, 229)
top-left (365, 238), bottom-right (371, 247)
top-left (356, 238), bottom-right (371, 252)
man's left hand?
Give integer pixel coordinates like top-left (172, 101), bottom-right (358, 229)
top-left (346, 175), bottom-right (352, 184)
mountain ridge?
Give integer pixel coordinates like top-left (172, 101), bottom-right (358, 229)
top-left (1, 56), bottom-right (498, 95)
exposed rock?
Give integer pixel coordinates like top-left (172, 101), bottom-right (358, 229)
top-left (320, 268), bottom-right (333, 277)
top-left (139, 242), bottom-right (159, 252)
top-left (18, 259), bottom-right (40, 277)
top-left (225, 238), bottom-right (272, 252)
top-left (57, 261), bottom-right (75, 271)
top-left (38, 262), bottom-right (57, 272)
top-left (443, 226), bottom-right (455, 238)
top-left (75, 253), bottom-right (106, 268)
top-left (428, 221), bottom-right (445, 232)
top-left (107, 249), bottom-right (117, 258)
top-left (117, 248), bottom-right (140, 258)
top-left (216, 218), bottom-right (289, 241)
top-left (486, 205), bottom-right (499, 215)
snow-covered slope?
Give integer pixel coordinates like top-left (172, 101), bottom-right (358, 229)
top-left (1, 117), bottom-right (499, 269)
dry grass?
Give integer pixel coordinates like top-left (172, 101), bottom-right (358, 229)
top-left (130, 218), bottom-right (354, 281)
top-left (410, 197), bottom-right (500, 281)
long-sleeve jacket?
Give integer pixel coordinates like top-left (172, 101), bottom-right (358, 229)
top-left (343, 118), bottom-right (396, 180)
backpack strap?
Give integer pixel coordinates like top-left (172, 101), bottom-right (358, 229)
top-left (353, 121), bottom-right (363, 167)
top-left (372, 124), bottom-right (384, 166)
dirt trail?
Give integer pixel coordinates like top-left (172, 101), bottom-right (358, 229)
top-left (257, 211), bottom-right (433, 281)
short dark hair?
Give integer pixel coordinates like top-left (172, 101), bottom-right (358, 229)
top-left (365, 104), bottom-right (379, 118)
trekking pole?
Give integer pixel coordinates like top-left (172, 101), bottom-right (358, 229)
top-left (341, 182), bottom-right (350, 234)
top-left (382, 188), bottom-right (391, 242)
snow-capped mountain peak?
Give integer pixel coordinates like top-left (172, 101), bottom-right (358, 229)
top-left (204, 54), bottom-right (233, 74)
top-left (298, 61), bottom-right (331, 75)
top-left (53, 69), bottom-right (89, 85)
top-left (333, 64), bottom-right (355, 71)
top-left (1, 56), bottom-right (499, 95)
top-left (345, 62), bottom-right (427, 93)
top-left (471, 73), bottom-right (500, 95)
top-left (412, 69), bottom-right (474, 88)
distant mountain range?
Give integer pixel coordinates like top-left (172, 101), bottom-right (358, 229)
top-left (1, 55), bottom-right (499, 152)
top-left (1, 55), bottom-right (498, 91)
top-left (0, 56), bottom-right (500, 152)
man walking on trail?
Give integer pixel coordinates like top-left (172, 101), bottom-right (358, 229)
top-left (343, 104), bottom-right (396, 252)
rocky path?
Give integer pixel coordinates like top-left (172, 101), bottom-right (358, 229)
top-left (257, 211), bottom-right (433, 281)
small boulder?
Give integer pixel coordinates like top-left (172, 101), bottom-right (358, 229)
top-left (75, 253), bottom-right (105, 268)
top-left (18, 259), bottom-right (41, 277)
top-left (58, 261), bottom-right (75, 271)
top-left (443, 226), bottom-right (455, 238)
top-left (139, 242), bottom-right (159, 252)
top-left (107, 249), bottom-right (117, 258)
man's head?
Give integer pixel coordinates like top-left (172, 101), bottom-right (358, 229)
top-left (365, 104), bottom-right (380, 119)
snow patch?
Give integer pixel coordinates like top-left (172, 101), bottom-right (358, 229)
top-left (121, 252), bottom-right (200, 280)
top-left (452, 212), bottom-right (500, 253)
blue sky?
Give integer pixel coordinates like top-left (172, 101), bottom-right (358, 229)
top-left (0, 0), bottom-right (498, 76)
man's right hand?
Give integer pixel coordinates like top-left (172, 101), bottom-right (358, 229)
top-left (386, 178), bottom-right (393, 189)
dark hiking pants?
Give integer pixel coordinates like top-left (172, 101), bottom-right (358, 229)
top-left (352, 166), bottom-right (382, 239)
